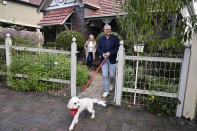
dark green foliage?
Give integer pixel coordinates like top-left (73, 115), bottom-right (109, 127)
top-left (144, 95), bottom-right (180, 116)
top-left (56, 30), bottom-right (85, 50)
top-left (96, 32), bottom-right (123, 43)
top-left (44, 41), bottom-right (56, 48)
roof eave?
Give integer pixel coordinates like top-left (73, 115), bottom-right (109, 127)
top-left (84, 12), bottom-right (126, 19)
top-left (84, 3), bottom-right (100, 10)
top-left (38, 23), bottom-right (61, 26)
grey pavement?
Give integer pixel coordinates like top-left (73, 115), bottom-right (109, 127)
top-left (0, 87), bottom-right (197, 131)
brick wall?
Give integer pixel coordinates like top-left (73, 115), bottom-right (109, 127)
top-left (72, 6), bottom-right (90, 40)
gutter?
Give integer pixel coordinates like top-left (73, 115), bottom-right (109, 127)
top-left (38, 23), bottom-right (61, 26)
top-left (12, 0), bottom-right (40, 7)
top-left (84, 12), bottom-right (126, 19)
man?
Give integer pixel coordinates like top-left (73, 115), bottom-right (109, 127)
top-left (97, 24), bottom-right (120, 98)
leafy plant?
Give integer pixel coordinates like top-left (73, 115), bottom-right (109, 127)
top-left (56, 30), bottom-right (85, 50)
top-left (6, 52), bottom-right (89, 91)
top-left (115, 0), bottom-right (197, 54)
top-left (144, 94), bottom-right (180, 116)
top-left (123, 66), bottom-right (135, 88)
top-left (146, 76), bottom-right (178, 93)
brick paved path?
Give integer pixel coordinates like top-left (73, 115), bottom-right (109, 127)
top-left (0, 87), bottom-right (197, 131)
top-left (79, 71), bottom-right (105, 99)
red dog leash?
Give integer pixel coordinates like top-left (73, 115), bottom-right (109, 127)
top-left (83, 57), bottom-right (107, 91)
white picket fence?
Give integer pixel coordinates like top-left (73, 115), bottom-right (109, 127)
top-left (0, 33), bottom-right (77, 97)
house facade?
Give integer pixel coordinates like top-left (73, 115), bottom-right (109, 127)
top-left (0, 0), bottom-right (43, 31)
top-left (37, 0), bottom-right (122, 42)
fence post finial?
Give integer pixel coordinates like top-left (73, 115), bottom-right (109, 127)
top-left (72, 37), bottom-right (76, 42)
top-left (71, 37), bottom-right (77, 97)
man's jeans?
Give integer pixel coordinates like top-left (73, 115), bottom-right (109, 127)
top-left (101, 59), bottom-right (116, 92)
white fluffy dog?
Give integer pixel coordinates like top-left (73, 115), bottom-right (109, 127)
top-left (67, 96), bottom-right (106, 131)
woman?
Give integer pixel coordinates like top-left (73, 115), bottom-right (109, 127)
top-left (84, 34), bottom-right (97, 70)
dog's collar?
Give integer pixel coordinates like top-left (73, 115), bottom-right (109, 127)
top-left (70, 109), bottom-right (78, 117)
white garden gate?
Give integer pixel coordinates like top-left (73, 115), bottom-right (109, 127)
top-left (115, 41), bottom-right (191, 117)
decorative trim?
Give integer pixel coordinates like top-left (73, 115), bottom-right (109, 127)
top-left (56, 0), bottom-right (66, 6)
top-left (46, 2), bottom-right (76, 11)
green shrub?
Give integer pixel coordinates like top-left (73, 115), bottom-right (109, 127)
top-left (146, 76), bottom-right (178, 93)
top-left (123, 66), bottom-right (135, 88)
top-left (77, 65), bottom-right (89, 86)
top-left (144, 95), bottom-right (180, 116)
top-left (44, 41), bottom-right (56, 48)
top-left (56, 30), bottom-right (85, 50)
top-left (96, 32), bottom-right (123, 43)
top-left (124, 40), bottom-right (134, 55)
top-left (8, 52), bottom-right (88, 91)
top-left (12, 35), bottom-right (34, 47)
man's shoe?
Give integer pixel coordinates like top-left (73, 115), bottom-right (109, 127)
top-left (102, 92), bottom-right (109, 98)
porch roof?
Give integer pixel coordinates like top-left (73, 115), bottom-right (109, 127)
top-left (84, 0), bottom-right (123, 19)
top-left (38, 7), bottom-right (74, 26)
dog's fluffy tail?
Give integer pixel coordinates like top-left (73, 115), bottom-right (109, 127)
top-left (92, 99), bottom-right (106, 107)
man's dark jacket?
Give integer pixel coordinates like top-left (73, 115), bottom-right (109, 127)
top-left (97, 34), bottom-right (120, 64)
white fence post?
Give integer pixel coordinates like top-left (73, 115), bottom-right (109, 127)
top-left (5, 33), bottom-right (12, 86)
top-left (5, 33), bottom-right (12, 67)
top-left (115, 40), bottom-right (125, 105)
top-left (70, 37), bottom-right (77, 97)
top-left (176, 42), bottom-right (191, 117)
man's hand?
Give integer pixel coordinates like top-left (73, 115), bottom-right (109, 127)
top-left (105, 52), bottom-right (110, 57)
top-left (103, 52), bottom-right (110, 58)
